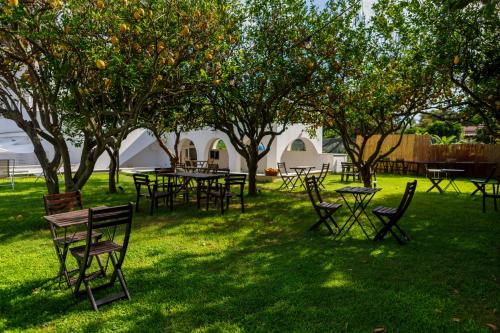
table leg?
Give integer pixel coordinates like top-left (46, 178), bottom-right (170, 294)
top-left (427, 178), bottom-right (443, 193)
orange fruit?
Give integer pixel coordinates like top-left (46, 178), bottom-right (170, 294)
top-left (95, 59), bottom-right (106, 70)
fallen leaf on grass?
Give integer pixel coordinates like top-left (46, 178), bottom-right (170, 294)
top-left (486, 323), bottom-right (498, 331)
top-left (452, 317), bottom-right (461, 322)
top-left (373, 327), bottom-right (386, 333)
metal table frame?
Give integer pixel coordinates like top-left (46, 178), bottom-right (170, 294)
top-left (426, 168), bottom-right (464, 194)
top-left (290, 166), bottom-right (315, 190)
top-left (335, 186), bottom-right (381, 240)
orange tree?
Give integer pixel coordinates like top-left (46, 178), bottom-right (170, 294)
top-left (0, 0), bottom-right (227, 193)
top-left (201, 0), bottom-right (316, 195)
top-left (0, 0), bottom-right (78, 194)
top-left (61, 0), bottom-right (227, 192)
top-left (306, 0), bottom-right (443, 187)
top-left (407, 0), bottom-right (499, 139)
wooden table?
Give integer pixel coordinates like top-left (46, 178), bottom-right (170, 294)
top-left (290, 166), bottom-right (315, 190)
top-left (44, 209), bottom-right (96, 286)
top-left (163, 172), bottom-right (227, 210)
top-left (426, 168), bottom-right (465, 194)
top-left (335, 186), bottom-right (381, 240)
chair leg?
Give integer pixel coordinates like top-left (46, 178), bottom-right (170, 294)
top-left (240, 195), bottom-right (244, 213)
top-left (85, 280), bottom-right (99, 311)
top-left (135, 196), bottom-right (140, 212)
top-left (110, 254), bottom-right (131, 301)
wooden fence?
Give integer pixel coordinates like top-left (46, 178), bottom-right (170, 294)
top-left (356, 134), bottom-right (500, 163)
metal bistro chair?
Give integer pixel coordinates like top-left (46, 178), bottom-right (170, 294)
top-left (277, 162), bottom-right (297, 190)
top-left (133, 174), bottom-right (169, 215)
top-left (71, 204), bottom-right (133, 311)
top-left (316, 163), bottom-right (330, 189)
top-left (305, 176), bottom-right (342, 235)
top-left (373, 180), bottom-right (417, 244)
top-left (43, 191), bottom-right (103, 286)
top-left (209, 174), bottom-right (246, 214)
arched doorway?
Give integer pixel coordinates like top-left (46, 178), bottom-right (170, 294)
top-left (206, 138), bottom-right (229, 169)
top-left (179, 139), bottom-right (197, 164)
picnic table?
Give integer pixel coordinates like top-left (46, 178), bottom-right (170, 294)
top-left (44, 208), bottom-right (105, 285)
top-left (162, 172), bottom-right (227, 210)
top-left (289, 166), bottom-right (315, 189)
top-left (426, 168), bottom-right (465, 194)
top-left (335, 186), bottom-right (381, 240)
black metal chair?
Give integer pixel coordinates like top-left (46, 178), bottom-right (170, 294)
top-left (277, 162), bottom-right (297, 190)
top-left (470, 167), bottom-right (496, 196)
top-left (316, 163), bottom-right (330, 189)
top-left (305, 176), bottom-right (342, 235)
top-left (133, 173), bottom-right (169, 215)
top-left (71, 204), bottom-right (133, 311)
top-left (373, 180), bottom-right (417, 244)
top-left (44, 191), bottom-right (103, 286)
top-left (209, 174), bottom-right (246, 214)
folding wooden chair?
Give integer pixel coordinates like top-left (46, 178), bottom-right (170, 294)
top-left (305, 176), bottom-right (342, 235)
top-left (133, 173), bottom-right (169, 215)
top-left (316, 163), bottom-right (330, 189)
top-left (470, 167), bottom-right (496, 196)
top-left (43, 191), bottom-right (103, 286)
top-left (340, 162), bottom-right (359, 182)
top-left (209, 174), bottom-right (246, 214)
top-left (277, 162), bottom-right (297, 190)
top-left (373, 180), bottom-right (417, 244)
top-left (71, 204), bottom-right (133, 311)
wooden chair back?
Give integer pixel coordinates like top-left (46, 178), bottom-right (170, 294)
top-left (225, 174), bottom-right (246, 193)
top-left (318, 163), bottom-right (330, 182)
top-left (133, 173), bottom-right (154, 196)
top-left (44, 191), bottom-right (83, 215)
top-left (396, 180), bottom-right (418, 217)
top-left (485, 167), bottom-right (497, 182)
top-left (81, 204), bottom-right (133, 269)
top-left (277, 162), bottom-right (289, 176)
top-left (305, 176), bottom-right (322, 208)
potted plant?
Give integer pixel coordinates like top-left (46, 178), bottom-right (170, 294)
top-left (265, 168), bottom-right (278, 176)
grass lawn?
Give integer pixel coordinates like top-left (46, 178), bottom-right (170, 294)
top-left (0, 173), bottom-right (498, 332)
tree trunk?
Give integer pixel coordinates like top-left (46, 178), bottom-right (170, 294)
top-left (107, 148), bottom-right (118, 193)
top-left (27, 129), bottom-right (61, 194)
top-left (246, 156), bottom-right (258, 196)
top-left (359, 165), bottom-right (373, 188)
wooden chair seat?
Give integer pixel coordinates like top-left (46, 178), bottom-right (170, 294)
top-left (54, 230), bottom-right (101, 246)
top-left (71, 240), bottom-right (122, 258)
top-left (318, 202), bottom-right (342, 211)
top-left (372, 206), bottom-right (398, 216)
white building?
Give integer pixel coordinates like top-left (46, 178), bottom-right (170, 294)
top-left (0, 117), bottom-right (346, 175)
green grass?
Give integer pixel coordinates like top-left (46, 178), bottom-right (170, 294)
top-left (0, 173), bottom-right (498, 332)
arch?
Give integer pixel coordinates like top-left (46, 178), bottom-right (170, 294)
top-left (179, 139), bottom-right (197, 164)
top-left (279, 137), bottom-right (322, 169)
top-left (204, 138), bottom-right (229, 169)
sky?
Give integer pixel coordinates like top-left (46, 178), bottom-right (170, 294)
top-left (312, 0), bottom-right (375, 17)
